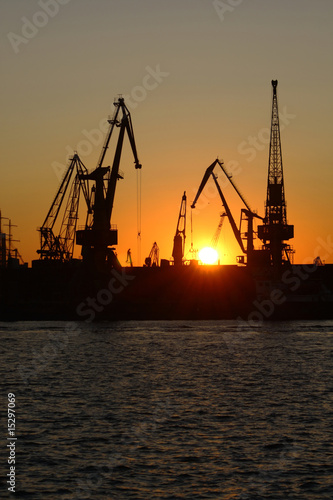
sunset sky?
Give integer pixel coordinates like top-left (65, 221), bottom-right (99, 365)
top-left (1, 0), bottom-right (332, 266)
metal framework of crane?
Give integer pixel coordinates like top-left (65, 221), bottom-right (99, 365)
top-left (257, 80), bottom-right (294, 272)
top-left (37, 154), bottom-right (91, 261)
top-left (38, 97), bottom-right (142, 270)
top-left (210, 212), bottom-right (226, 250)
top-left (172, 191), bottom-right (186, 266)
top-left (145, 242), bottom-right (159, 267)
top-left (191, 159), bottom-right (262, 265)
top-left (76, 97), bottom-right (142, 271)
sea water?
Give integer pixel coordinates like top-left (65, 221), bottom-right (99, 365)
top-left (1, 320), bottom-right (333, 499)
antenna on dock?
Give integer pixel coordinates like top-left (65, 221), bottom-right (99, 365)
top-left (137, 167), bottom-right (142, 266)
top-left (0, 213), bottom-right (25, 267)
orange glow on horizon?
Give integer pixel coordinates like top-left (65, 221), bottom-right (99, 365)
top-left (1, 3), bottom-right (332, 266)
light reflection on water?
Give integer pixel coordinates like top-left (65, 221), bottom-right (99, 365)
top-left (1, 320), bottom-right (333, 499)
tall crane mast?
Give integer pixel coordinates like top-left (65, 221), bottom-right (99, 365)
top-left (257, 80), bottom-right (294, 273)
top-left (76, 97), bottom-right (142, 270)
top-left (172, 191), bottom-right (186, 266)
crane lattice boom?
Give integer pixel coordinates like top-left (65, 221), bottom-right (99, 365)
top-left (38, 154), bottom-right (90, 261)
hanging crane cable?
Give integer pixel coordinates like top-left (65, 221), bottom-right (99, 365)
top-left (137, 167), bottom-right (142, 266)
top-left (187, 208), bottom-right (198, 260)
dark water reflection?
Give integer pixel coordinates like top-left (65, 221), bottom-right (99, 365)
top-left (1, 320), bottom-right (333, 499)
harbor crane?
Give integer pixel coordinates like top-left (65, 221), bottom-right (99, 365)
top-left (145, 242), bottom-right (159, 267)
top-left (191, 159), bottom-right (263, 266)
top-left (257, 80), bottom-right (294, 273)
top-left (38, 97), bottom-right (141, 271)
top-left (37, 154), bottom-right (91, 261)
top-left (172, 191), bottom-right (186, 266)
top-left (76, 97), bottom-right (142, 270)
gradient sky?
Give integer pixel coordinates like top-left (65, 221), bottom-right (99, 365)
top-left (1, 0), bottom-right (332, 266)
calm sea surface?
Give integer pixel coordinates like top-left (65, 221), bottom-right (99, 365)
top-left (1, 320), bottom-right (333, 499)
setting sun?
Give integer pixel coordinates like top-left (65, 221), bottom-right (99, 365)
top-left (198, 247), bottom-right (219, 265)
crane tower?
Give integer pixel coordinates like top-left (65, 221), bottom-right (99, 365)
top-left (76, 97), bottom-right (141, 271)
top-left (172, 192), bottom-right (186, 266)
top-left (258, 80), bottom-right (294, 273)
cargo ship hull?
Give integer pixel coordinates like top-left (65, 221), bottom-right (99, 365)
top-left (1, 262), bottom-right (332, 322)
